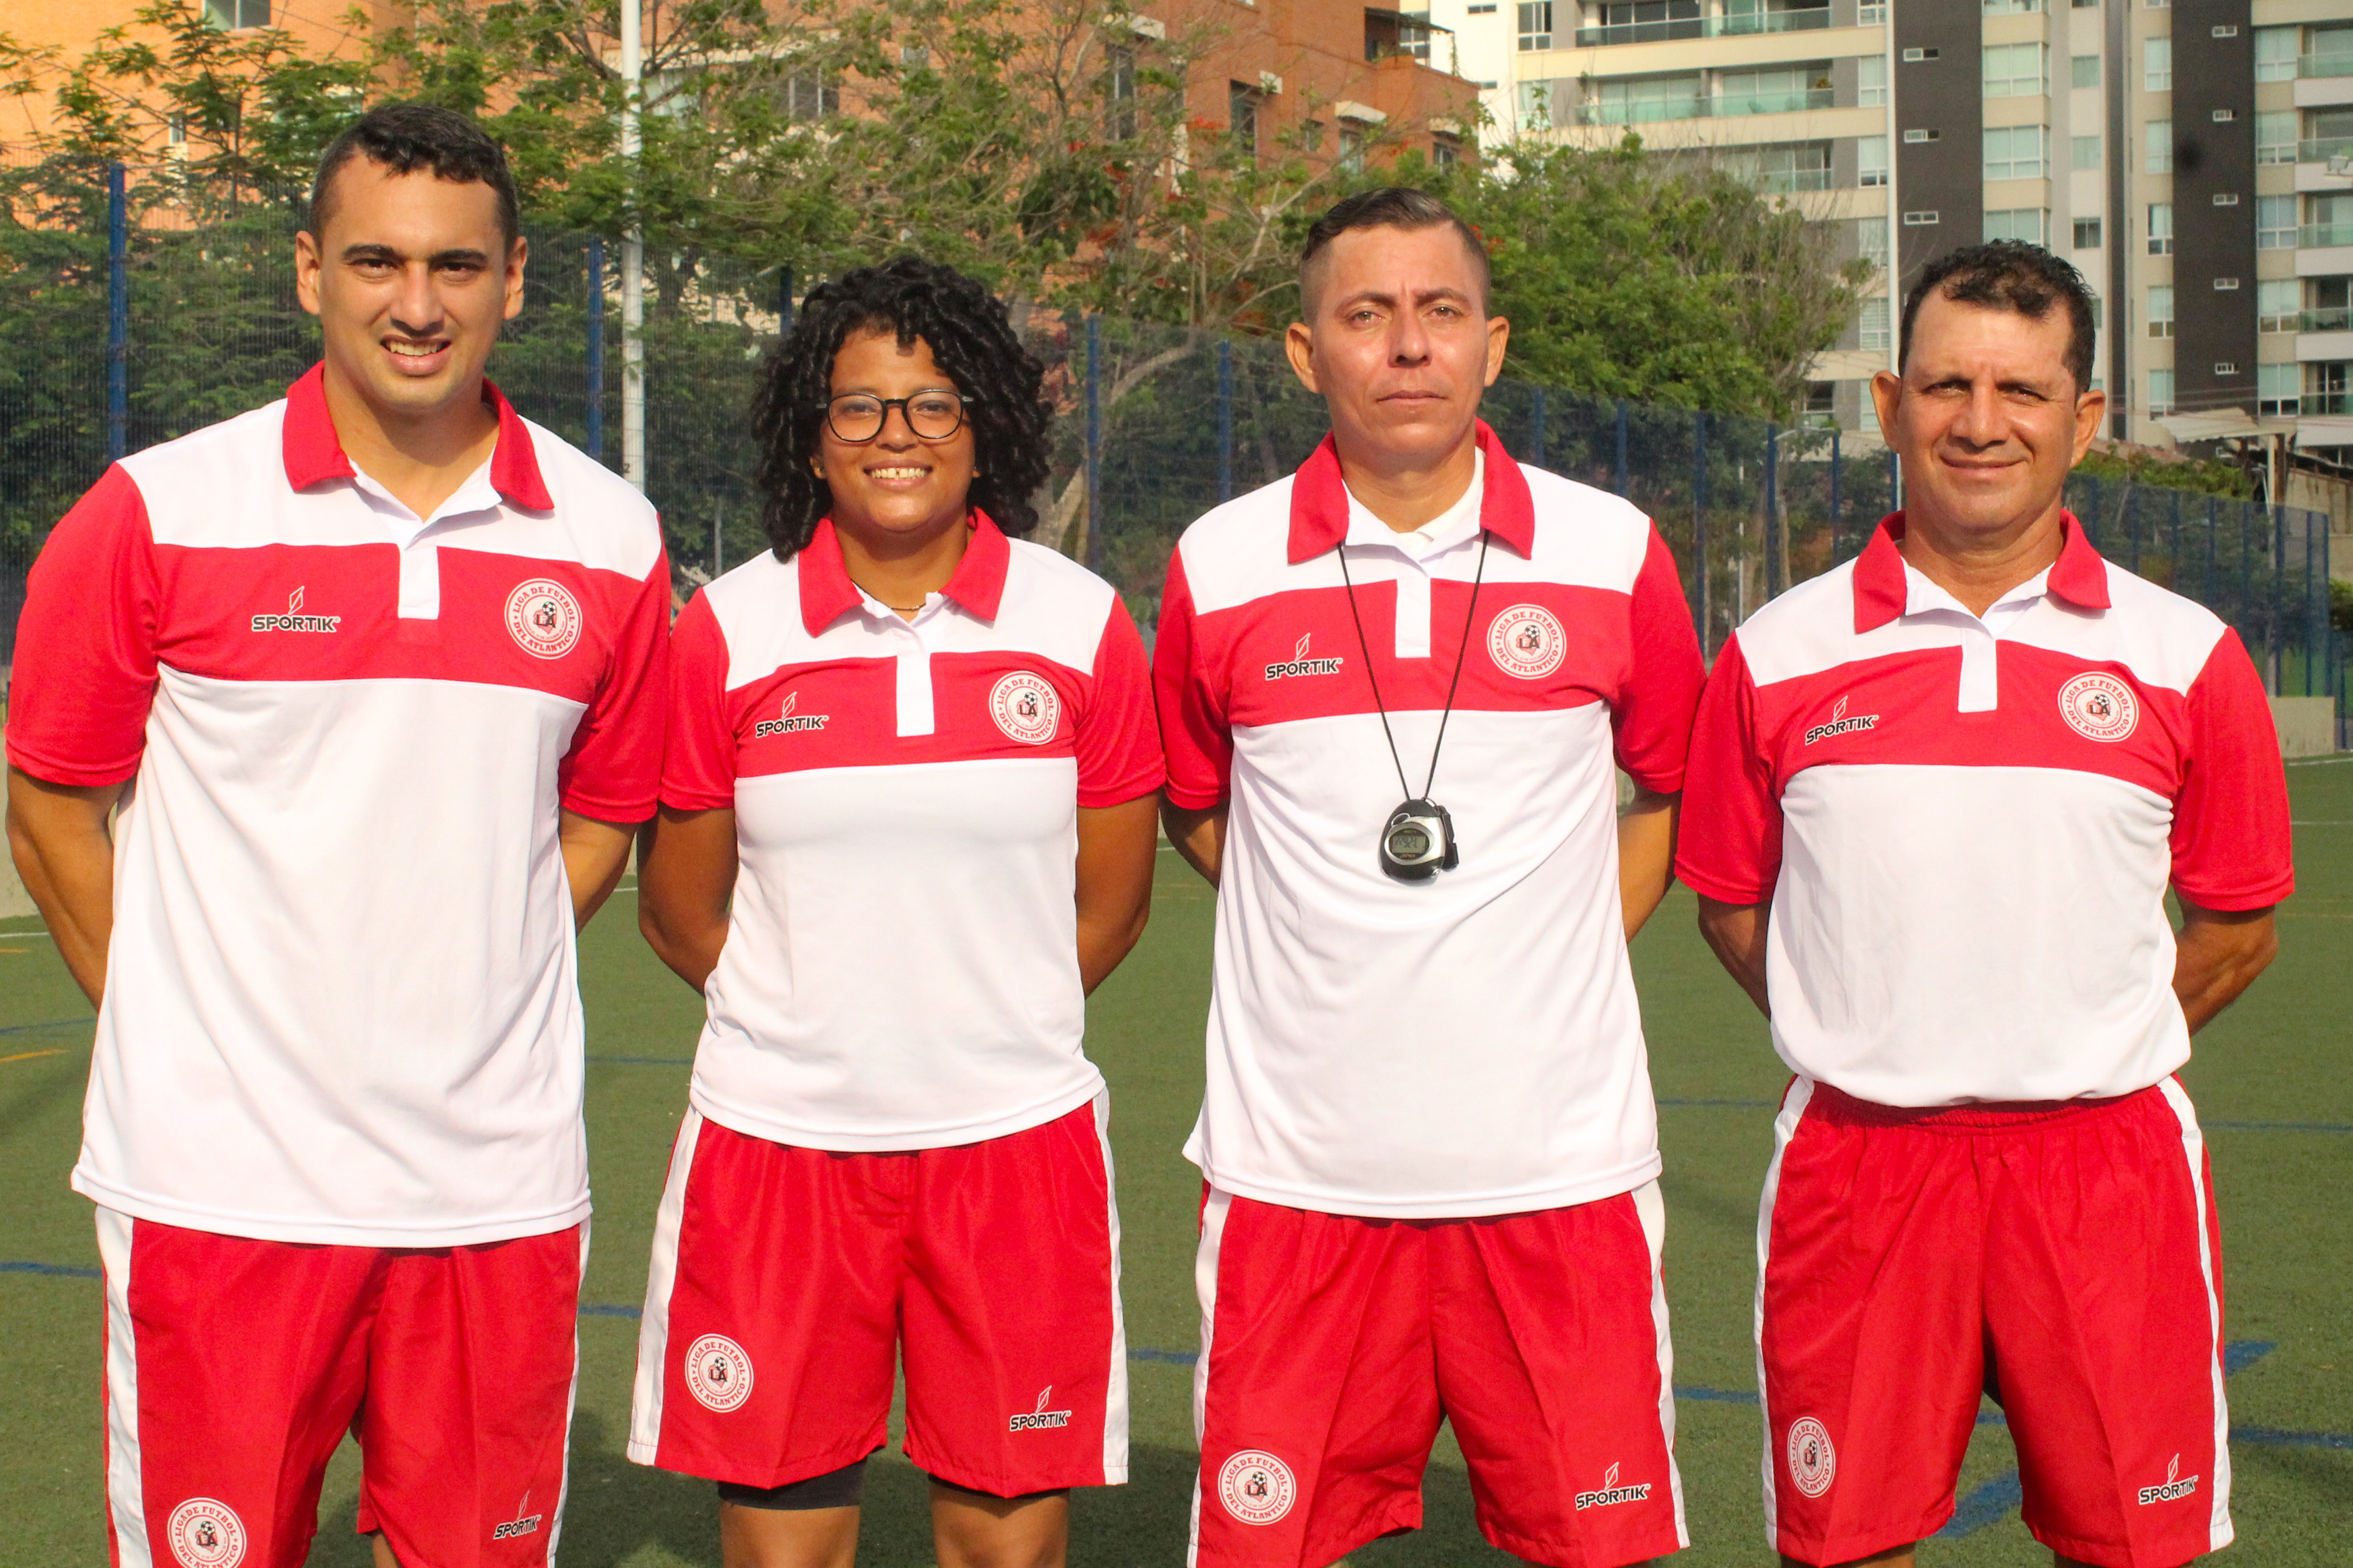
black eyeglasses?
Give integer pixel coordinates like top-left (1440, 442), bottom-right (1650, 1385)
top-left (823, 390), bottom-right (972, 443)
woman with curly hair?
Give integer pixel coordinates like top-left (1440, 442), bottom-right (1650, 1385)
top-left (628, 256), bottom-right (1163, 1568)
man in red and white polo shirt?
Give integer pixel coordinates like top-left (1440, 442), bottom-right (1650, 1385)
top-left (1156, 188), bottom-right (1705, 1568)
top-left (4, 106), bottom-right (667, 1568)
top-left (1678, 242), bottom-right (2290, 1568)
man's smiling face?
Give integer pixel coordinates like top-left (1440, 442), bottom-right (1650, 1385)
top-left (294, 158), bottom-right (524, 426)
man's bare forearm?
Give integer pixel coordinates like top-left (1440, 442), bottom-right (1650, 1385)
top-left (1617, 788), bottom-right (1679, 941)
top-left (2174, 901), bottom-right (2278, 1034)
top-left (1695, 895), bottom-right (1772, 1018)
top-left (558, 810), bottom-right (637, 931)
top-left (6, 765), bottom-right (123, 1007)
top-left (1162, 799), bottom-right (1226, 889)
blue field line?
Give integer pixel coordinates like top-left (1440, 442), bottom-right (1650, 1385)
top-left (2206, 1120), bottom-right (2353, 1134)
top-left (0, 1018), bottom-right (91, 1038)
top-left (1937, 1470), bottom-right (2024, 1537)
top-left (0, 1260), bottom-right (101, 1278)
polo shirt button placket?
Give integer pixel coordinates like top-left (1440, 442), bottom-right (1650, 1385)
top-left (889, 610), bottom-right (937, 738)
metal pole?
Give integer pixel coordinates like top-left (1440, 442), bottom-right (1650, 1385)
top-left (779, 266), bottom-right (794, 332)
top-left (1829, 425), bottom-right (1843, 562)
top-left (1694, 412), bottom-right (1710, 649)
top-left (585, 238), bottom-right (605, 463)
top-left (1216, 340), bottom-right (1234, 504)
top-left (107, 161), bottom-right (127, 463)
top-left (2169, 490), bottom-right (2180, 591)
top-left (1614, 399), bottom-right (1629, 496)
top-left (2127, 487), bottom-right (2140, 573)
top-left (2306, 512), bottom-right (2317, 697)
top-left (1531, 387), bottom-right (1547, 468)
top-left (620, 0), bottom-right (646, 492)
top-left (2271, 500), bottom-right (2285, 693)
top-left (1085, 313), bottom-right (1102, 567)
top-left (2204, 495), bottom-right (2216, 604)
top-left (1764, 422), bottom-right (1782, 598)
top-left (713, 498), bottom-right (724, 578)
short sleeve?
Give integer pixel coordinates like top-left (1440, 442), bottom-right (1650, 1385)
top-left (4, 465), bottom-right (162, 788)
top-left (659, 590), bottom-right (740, 812)
top-left (556, 550), bottom-right (671, 823)
top-left (1151, 546), bottom-right (1234, 810)
top-left (1673, 635), bottom-right (1784, 905)
top-left (2170, 628), bottom-right (2294, 910)
top-left (1612, 524), bottom-right (1706, 793)
top-left (1075, 595), bottom-right (1165, 808)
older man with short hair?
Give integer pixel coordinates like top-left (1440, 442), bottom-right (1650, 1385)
top-left (1678, 241), bottom-right (2289, 1568)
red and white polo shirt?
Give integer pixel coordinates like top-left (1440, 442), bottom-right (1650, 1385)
top-left (6, 365), bottom-right (670, 1246)
top-left (1676, 512), bottom-right (2294, 1107)
top-left (1154, 422), bottom-right (1706, 1219)
top-left (662, 512), bottom-right (1162, 1151)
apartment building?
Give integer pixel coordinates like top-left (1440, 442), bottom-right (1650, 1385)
top-left (1419, 0), bottom-right (2353, 458)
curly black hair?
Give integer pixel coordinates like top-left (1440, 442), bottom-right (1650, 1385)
top-left (752, 256), bottom-right (1054, 558)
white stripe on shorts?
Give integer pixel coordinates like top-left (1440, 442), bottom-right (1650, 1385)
top-left (1753, 1076), bottom-right (1815, 1553)
top-left (543, 1220), bottom-right (591, 1566)
top-left (2157, 1078), bottom-right (2234, 1554)
top-left (1632, 1179), bottom-right (1691, 1549)
top-left (1088, 1090), bottom-right (1132, 1484)
top-left (627, 1109), bottom-right (705, 1466)
top-left (96, 1206), bottom-right (152, 1568)
top-left (1186, 1186), bottom-right (1235, 1568)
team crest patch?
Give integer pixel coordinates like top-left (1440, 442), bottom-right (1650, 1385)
top-left (166, 1498), bottom-right (246, 1568)
top-left (990, 671), bottom-right (1061, 745)
top-left (684, 1334), bottom-right (754, 1413)
top-left (1487, 604), bottom-right (1566, 679)
top-left (1786, 1417), bottom-right (1836, 1498)
top-left (506, 579), bottom-right (583, 660)
top-left (1217, 1450), bottom-right (1296, 1525)
top-left (2058, 672), bottom-right (2138, 742)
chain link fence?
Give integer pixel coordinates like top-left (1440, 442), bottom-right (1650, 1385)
top-left (3, 181), bottom-right (2342, 736)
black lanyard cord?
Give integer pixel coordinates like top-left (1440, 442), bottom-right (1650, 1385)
top-left (1335, 527), bottom-right (1491, 802)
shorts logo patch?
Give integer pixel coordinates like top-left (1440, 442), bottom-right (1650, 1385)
top-left (1786, 1417), bottom-right (1836, 1498)
top-left (506, 579), bottom-right (583, 660)
top-left (1008, 1385), bottom-right (1074, 1432)
top-left (251, 585), bottom-right (340, 634)
top-left (684, 1334), bottom-right (754, 1413)
top-left (2138, 1453), bottom-right (2200, 1506)
top-left (990, 671), bottom-right (1061, 745)
top-left (166, 1498), bottom-right (246, 1568)
top-left (753, 690), bottom-right (829, 737)
top-left (1217, 1450), bottom-right (1296, 1526)
top-left (1573, 1461), bottom-right (1654, 1510)
top-left (491, 1514), bottom-right (543, 1541)
top-left (1488, 604), bottom-right (1567, 680)
top-left (1803, 694), bottom-right (1879, 745)
top-left (2058, 672), bottom-right (2138, 742)
top-left (1265, 633), bottom-right (1345, 681)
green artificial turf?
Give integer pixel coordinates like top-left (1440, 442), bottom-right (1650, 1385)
top-left (2, 760), bottom-right (2347, 1564)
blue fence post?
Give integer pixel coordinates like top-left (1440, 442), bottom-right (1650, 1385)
top-left (107, 161), bottom-right (127, 464)
top-left (1613, 399), bottom-right (1629, 497)
top-left (2204, 496), bottom-right (2216, 605)
top-left (2273, 502), bottom-right (2286, 693)
top-left (778, 266), bottom-right (794, 331)
top-left (585, 238), bottom-right (605, 463)
top-left (1531, 386), bottom-right (1548, 468)
top-left (1085, 313), bottom-right (1102, 569)
top-left (1216, 340), bottom-right (1234, 505)
top-left (2307, 514), bottom-right (2319, 698)
top-left (2127, 488), bottom-right (2141, 573)
top-left (1886, 447), bottom-right (1900, 518)
top-left (1693, 412), bottom-right (1710, 649)
top-left (2082, 477), bottom-right (2101, 550)
top-left (1829, 425), bottom-right (1843, 563)
top-left (1764, 422), bottom-right (1782, 598)
top-left (2168, 491), bottom-right (2181, 590)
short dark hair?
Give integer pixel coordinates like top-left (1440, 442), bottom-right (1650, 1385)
top-left (1299, 187), bottom-right (1490, 318)
top-left (752, 256), bottom-right (1055, 559)
top-left (1899, 241), bottom-right (2096, 391)
top-left (309, 103), bottom-right (521, 251)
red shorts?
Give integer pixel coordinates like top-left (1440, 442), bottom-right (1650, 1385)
top-left (1757, 1078), bottom-right (2232, 1568)
top-left (627, 1095), bottom-right (1126, 1497)
top-left (1189, 1183), bottom-right (1686, 1568)
top-left (96, 1208), bottom-right (585, 1568)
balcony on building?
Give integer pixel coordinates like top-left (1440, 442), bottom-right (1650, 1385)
top-left (1572, 0), bottom-right (1831, 49)
top-left (1366, 7), bottom-right (1451, 64)
top-left (1575, 61), bottom-right (1834, 125)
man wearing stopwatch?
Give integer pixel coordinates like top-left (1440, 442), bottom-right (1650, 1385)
top-left (1154, 188), bottom-right (1707, 1568)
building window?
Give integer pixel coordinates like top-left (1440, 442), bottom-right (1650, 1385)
top-left (2145, 121), bottom-right (2171, 174)
top-left (204, 0), bottom-right (270, 26)
top-left (1721, 141), bottom-right (1834, 194)
top-left (1858, 134), bottom-right (1888, 186)
top-left (1804, 381), bottom-right (1838, 426)
top-left (2256, 111), bottom-right (2297, 165)
top-left (2147, 368), bottom-right (2175, 416)
top-left (2147, 285), bottom-right (2174, 337)
top-left (1985, 208), bottom-right (2047, 244)
top-left (2257, 279), bottom-right (2299, 332)
top-left (2147, 202), bottom-right (2173, 254)
top-left (1857, 215), bottom-right (1889, 270)
top-left (167, 113), bottom-right (188, 146)
top-left (1983, 0), bottom-right (2044, 11)
top-left (1433, 134), bottom-right (1460, 170)
top-left (2310, 193), bottom-right (2353, 247)
top-left (1859, 297), bottom-right (1891, 351)
top-left (1717, 63), bottom-right (1834, 117)
top-left (2071, 53), bottom-right (2099, 89)
top-left (2074, 216), bottom-right (2103, 249)
top-left (2259, 194), bottom-right (2298, 248)
top-left (1859, 2), bottom-right (1885, 22)
top-left (1903, 210), bottom-right (1942, 225)
top-left (2072, 134), bottom-right (2100, 171)
top-left (1984, 126), bottom-right (2045, 180)
top-left (1107, 46), bottom-right (1136, 139)
top-left (1339, 124), bottom-right (1365, 176)
top-left (1859, 54), bottom-right (1887, 108)
top-left (2258, 362), bottom-right (2299, 417)
top-left (1517, 2), bottom-right (1554, 50)
top-left (1581, 72), bottom-right (1703, 125)
top-left (2143, 36), bottom-right (2170, 91)
top-left (785, 73), bottom-right (839, 120)
top-left (1983, 42), bottom-right (2047, 98)
top-left (1229, 81), bottom-right (1260, 160)
top-left (1517, 80), bottom-right (1556, 131)
top-left (2253, 25), bottom-right (2297, 81)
